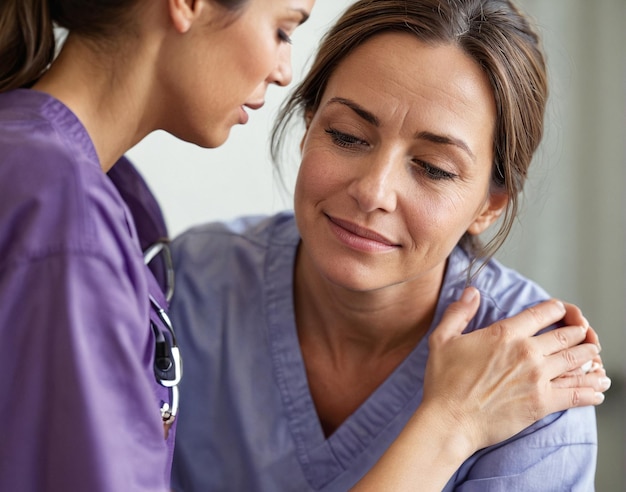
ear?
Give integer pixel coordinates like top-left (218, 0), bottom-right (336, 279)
top-left (168, 0), bottom-right (206, 33)
top-left (467, 190), bottom-right (508, 236)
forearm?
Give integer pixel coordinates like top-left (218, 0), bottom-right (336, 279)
top-left (351, 402), bottom-right (474, 491)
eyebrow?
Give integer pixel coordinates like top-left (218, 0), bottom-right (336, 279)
top-left (327, 97), bottom-right (475, 162)
top-left (292, 8), bottom-right (310, 25)
top-left (327, 97), bottom-right (379, 126)
top-left (415, 131), bottom-right (476, 162)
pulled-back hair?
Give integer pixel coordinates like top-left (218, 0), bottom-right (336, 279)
top-left (0, 0), bottom-right (248, 92)
top-left (272, 0), bottom-right (548, 266)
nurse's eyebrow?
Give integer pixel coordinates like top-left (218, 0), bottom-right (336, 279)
top-left (292, 8), bottom-right (310, 24)
top-left (327, 97), bottom-right (379, 126)
top-left (415, 131), bottom-right (476, 162)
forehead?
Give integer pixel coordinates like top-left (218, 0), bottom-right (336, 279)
top-left (245, 0), bottom-right (315, 16)
top-left (319, 32), bottom-right (496, 150)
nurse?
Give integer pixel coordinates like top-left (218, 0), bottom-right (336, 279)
top-left (169, 0), bottom-right (609, 490)
top-left (0, 1), bottom-right (313, 491)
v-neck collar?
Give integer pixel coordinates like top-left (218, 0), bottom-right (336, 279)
top-left (264, 215), bottom-right (440, 489)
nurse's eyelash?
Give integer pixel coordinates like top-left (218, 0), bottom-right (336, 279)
top-left (325, 128), bottom-right (367, 148)
top-left (413, 160), bottom-right (457, 181)
top-left (277, 29), bottom-right (292, 44)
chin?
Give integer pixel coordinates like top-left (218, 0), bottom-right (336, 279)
top-left (173, 126), bottom-right (232, 150)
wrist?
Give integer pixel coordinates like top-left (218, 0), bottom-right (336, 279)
top-left (414, 399), bottom-right (478, 465)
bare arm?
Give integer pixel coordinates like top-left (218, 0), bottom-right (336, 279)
top-left (351, 287), bottom-right (608, 491)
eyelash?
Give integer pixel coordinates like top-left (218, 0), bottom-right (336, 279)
top-left (325, 128), bottom-right (367, 148)
top-left (412, 160), bottom-right (457, 181)
top-left (325, 127), bottom-right (456, 181)
top-left (277, 29), bottom-right (292, 44)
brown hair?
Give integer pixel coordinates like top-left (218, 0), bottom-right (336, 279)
top-left (272, 0), bottom-right (548, 266)
top-left (0, 0), bottom-right (248, 92)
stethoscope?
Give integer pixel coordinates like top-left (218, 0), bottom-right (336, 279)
top-left (144, 240), bottom-right (182, 427)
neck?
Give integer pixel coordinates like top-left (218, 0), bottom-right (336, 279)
top-left (32, 33), bottom-right (159, 171)
top-left (294, 244), bottom-right (443, 362)
top-left (294, 244), bottom-right (444, 435)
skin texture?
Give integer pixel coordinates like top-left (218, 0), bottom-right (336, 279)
top-left (294, 34), bottom-right (508, 433)
top-left (33, 0), bottom-right (315, 170)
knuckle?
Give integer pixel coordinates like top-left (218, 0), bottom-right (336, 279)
top-left (570, 389), bottom-right (581, 407)
top-left (552, 328), bottom-right (569, 349)
top-left (563, 348), bottom-right (579, 369)
top-left (527, 305), bottom-right (546, 325)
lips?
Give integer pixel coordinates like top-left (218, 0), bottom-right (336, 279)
top-left (238, 106), bottom-right (249, 124)
top-left (326, 214), bottom-right (399, 249)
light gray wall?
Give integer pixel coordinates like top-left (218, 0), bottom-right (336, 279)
top-left (129, 0), bottom-right (625, 373)
top-left (127, 2), bottom-right (625, 485)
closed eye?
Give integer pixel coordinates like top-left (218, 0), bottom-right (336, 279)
top-left (277, 29), bottom-right (292, 44)
top-left (414, 160), bottom-right (457, 181)
top-left (325, 128), bottom-right (368, 148)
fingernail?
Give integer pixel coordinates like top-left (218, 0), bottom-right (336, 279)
top-left (594, 392), bottom-right (606, 404)
top-left (599, 377), bottom-right (612, 391)
top-left (590, 362), bottom-right (602, 372)
top-left (460, 287), bottom-right (477, 304)
top-left (555, 300), bottom-right (566, 314)
top-left (581, 360), bottom-right (593, 373)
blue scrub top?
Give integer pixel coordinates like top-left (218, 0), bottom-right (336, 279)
top-left (170, 212), bottom-right (597, 491)
top-left (0, 89), bottom-right (174, 491)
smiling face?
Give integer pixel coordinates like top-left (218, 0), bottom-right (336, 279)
top-left (160, 0), bottom-right (314, 148)
top-left (294, 32), bottom-right (507, 293)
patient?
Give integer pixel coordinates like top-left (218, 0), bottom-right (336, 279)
top-left (170, 0), bottom-right (607, 490)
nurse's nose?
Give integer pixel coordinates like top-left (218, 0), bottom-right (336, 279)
top-left (347, 154), bottom-right (399, 213)
top-left (268, 44), bottom-right (293, 87)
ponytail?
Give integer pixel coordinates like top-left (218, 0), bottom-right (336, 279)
top-left (0, 0), bottom-right (55, 92)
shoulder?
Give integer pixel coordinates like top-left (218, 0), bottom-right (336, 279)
top-left (0, 91), bottom-right (137, 269)
top-left (172, 211), bottom-right (298, 271)
top-left (439, 247), bottom-right (551, 332)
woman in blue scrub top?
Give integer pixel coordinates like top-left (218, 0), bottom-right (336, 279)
top-left (0, 1), bottom-right (606, 492)
top-left (169, 0), bottom-right (610, 490)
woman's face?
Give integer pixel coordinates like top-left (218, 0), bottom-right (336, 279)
top-left (160, 0), bottom-right (314, 148)
top-left (294, 32), bottom-right (506, 293)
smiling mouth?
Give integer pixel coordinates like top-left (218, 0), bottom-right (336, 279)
top-left (326, 214), bottom-right (400, 250)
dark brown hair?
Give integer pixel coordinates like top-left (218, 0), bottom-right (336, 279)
top-left (272, 0), bottom-right (548, 266)
top-left (0, 0), bottom-right (248, 92)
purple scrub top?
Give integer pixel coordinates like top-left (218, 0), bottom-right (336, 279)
top-left (0, 89), bottom-right (174, 491)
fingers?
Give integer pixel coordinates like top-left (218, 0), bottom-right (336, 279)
top-left (553, 367), bottom-right (611, 393)
top-left (429, 287), bottom-right (480, 343)
top-left (543, 342), bottom-right (600, 380)
top-left (584, 326), bottom-right (601, 350)
top-left (489, 299), bottom-right (568, 339)
top-left (534, 324), bottom-right (589, 356)
top-left (551, 387), bottom-right (606, 410)
top-left (561, 302), bottom-right (589, 330)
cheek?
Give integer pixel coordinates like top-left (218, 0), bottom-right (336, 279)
top-left (296, 150), bottom-right (342, 200)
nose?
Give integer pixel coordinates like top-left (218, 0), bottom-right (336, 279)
top-left (268, 44), bottom-right (293, 87)
top-left (347, 153), bottom-right (399, 213)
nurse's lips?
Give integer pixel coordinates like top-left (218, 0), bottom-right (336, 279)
top-left (326, 214), bottom-right (400, 252)
top-left (239, 101), bottom-right (265, 125)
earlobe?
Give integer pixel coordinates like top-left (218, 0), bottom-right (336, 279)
top-left (168, 0), bottom-right (203, 33)
top-left (467, 191), bottom-right (508, 236)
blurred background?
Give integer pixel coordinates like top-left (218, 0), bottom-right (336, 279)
top-left (127, 1), bottom-right (625, 489)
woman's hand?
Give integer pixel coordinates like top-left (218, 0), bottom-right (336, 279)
top-left (423, 287), bottom-right (609, 454)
